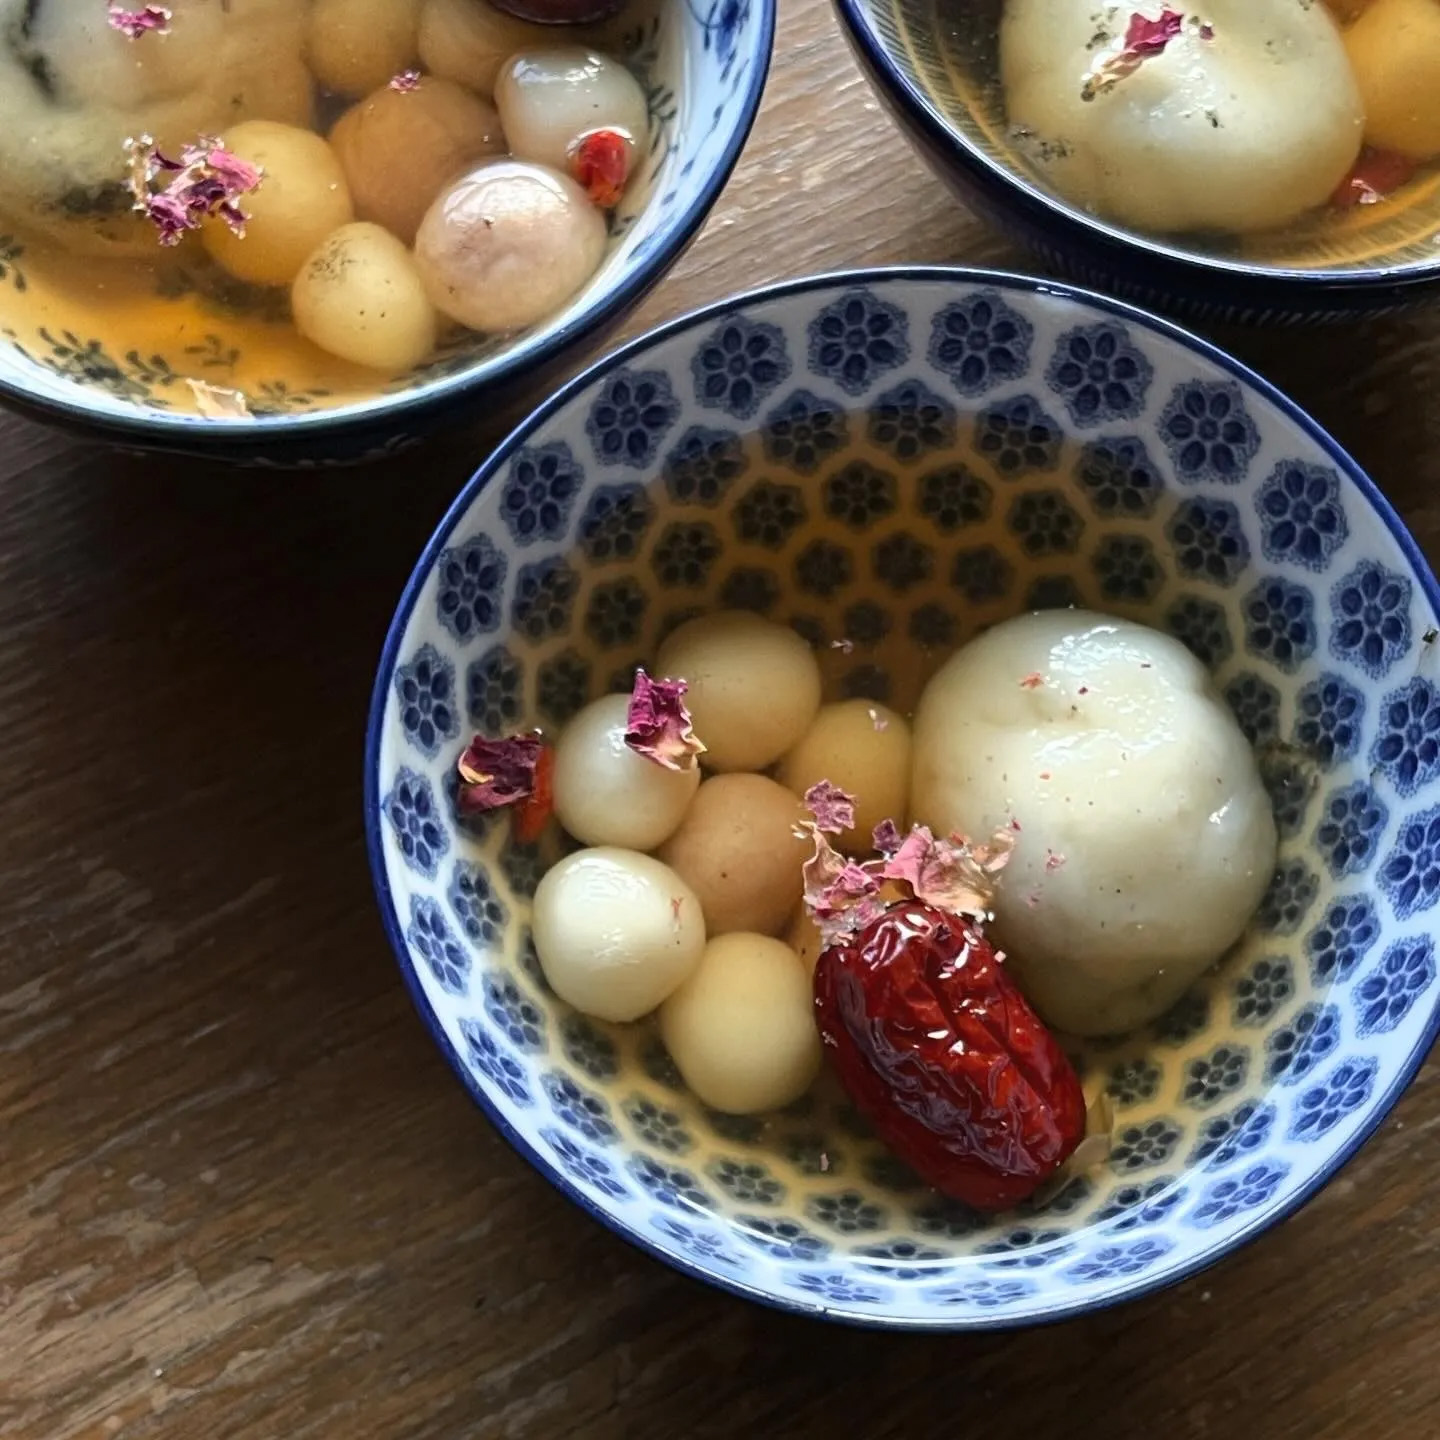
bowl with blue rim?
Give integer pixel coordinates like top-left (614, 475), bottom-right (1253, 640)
top-left (0, 0), bottom-right (772, 467)
top-left (829, 0), bottom-right (1440, 323)
top-left (365, 266), bottom-right (1440, 1328)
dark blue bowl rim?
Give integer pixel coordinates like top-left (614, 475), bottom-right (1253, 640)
top-left (363, 264), bottom-right (1440, 1332)
top-left (0, 3), bottom-right (776, 443)
top-left (831, 0), bottom-right (1440, 294)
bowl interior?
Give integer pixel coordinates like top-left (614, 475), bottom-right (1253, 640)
top-left (369, 272), bottom-right (1440, 1327)
top-left (0, 0), bottom-right (764, 429)
top-left (853, 0), bottom-right (1440, 278)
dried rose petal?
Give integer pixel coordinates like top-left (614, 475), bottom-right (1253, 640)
top-left (568, 128), bottom-right (631, 209)
top-left (389, 69), bottom-right (422, 92)
top-left (1081, 9), bottom-right (1209, 101)
top-left (186, 378), bottom-right (250, 418)
top-left (871, 818), bottom-right (903, 855)
top-left (1020, 671), bottom-right (1044, 690)
top-left (800, 827), bottom-right (886, 947)
top-left (124, 134), bottom-right (263, 247)
top-left (804, 780), bottom-right (857, 835)
top-left (624, 668), bottom-right (705, 771)
top-left (879, 824), bottom-right (1015, 917)
top-left (456, 733), bottom-right (543, 814)
top-left (108, 4), bottom-right (171, 37)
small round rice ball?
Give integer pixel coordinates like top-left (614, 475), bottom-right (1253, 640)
top-left (779, 699), bottom-right (912, 851)
top-left (552, 693), bottom-right (700, 850)
top-left (660, 933), bottom-right (821, 1114)
top-left (532, 848), bottom-right (704, 1022)
top-left (653, 612), bottom-right (822, 772)
top-left (659, 774), bottom-right (810, 936)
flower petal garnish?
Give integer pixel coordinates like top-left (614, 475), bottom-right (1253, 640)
top-left (623, 668), bottom-right (705, 771)
top-left (389, 69), bottom-right (422, 92)
top-left (186, 378), bottom-right (250, 418)
top-left (879, 824), bottom-right (1015, 917)
top-left (804, 780), bottom-right (856, 835)
top-left (800, 826), bottom-right (885, 947)
top-left (871, 818), bottom-right (903, 855)
top-left (456, 733), bottom-right (543, 815)
top-left (124, 134), bottom-right (263, 247)
top-left (108, 4), bottom-right (171, 38)
top-left (1080, 9), bottom-right (1211, 101)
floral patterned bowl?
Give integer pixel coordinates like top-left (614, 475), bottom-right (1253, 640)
top-left (365, 269), bottom-right (1440, 1328)
top-left (0, 0), bottom-right (772, 466)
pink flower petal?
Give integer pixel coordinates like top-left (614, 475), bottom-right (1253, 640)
top-left (804, 780), bottom-right (856, 835)
top-left (108, 4), bottom-right (172, 38)
top-left (456, 734), bottom-right (542, 814)
top-left (623, 668), bottom-right (705, 771)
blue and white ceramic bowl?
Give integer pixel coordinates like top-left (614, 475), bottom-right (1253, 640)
top-left (831, 0), bottom-right (1440, 322)
top-left (366, 269), bottom-right (1440, 1328)
top-left (0, 0), bottom-right (772, 466)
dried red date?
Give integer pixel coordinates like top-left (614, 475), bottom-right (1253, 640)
top-left (813, 900), bottom-right (1086, 1211)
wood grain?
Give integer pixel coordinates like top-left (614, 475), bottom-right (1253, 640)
top-left (3, 2), bottom-right (1439, 1436)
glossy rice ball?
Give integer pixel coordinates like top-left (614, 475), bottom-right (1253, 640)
top-left (1345, 0), bottom-right (1440, 159)
top-left (494, 48), bottom-right (647, 174)
top-left (659, 933), bottom-right (822, 1114)
top-left (653, 612), bottom-right (823, 773)
top-left (532, 848), bottom-right (705, 1022)
top-left (292, 222), bottom-right (437, 371)
top-left (551, 693), bottom-right (700, 850)
top-left (331, 77), bottom-right (505, 243)
top-left (307, 0), bottom-right (420, 96)
top-left (658, 773), bottom-right (810, 937)
top-left (202, 121), bottom-right (354, 287)
top-left (779, 699), bottom-right (912, 852)
top-left (418, 0), bottom-right (555, 97)
top-left (414, 159), bottom-right (608, 332)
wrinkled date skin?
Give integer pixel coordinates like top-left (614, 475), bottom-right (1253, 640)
top-left (814, 900), bottom-right (1086, 1211)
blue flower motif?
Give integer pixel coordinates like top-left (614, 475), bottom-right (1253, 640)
top-left (651, 521), bottom-right (723, 589)
top-left (867, 378), bottom-right (956, 462)
top-left (1287, 1058), bottom-right (1379, 1142)
top-left (447, 862), bottom-right (508, 949)
top-left (795, 538), bottom-right (853, 598)
top-left (1027, 574), bottom-right (1084, 611)
top-left (1188, 1161), bottom-right (1288, 1228)
top-left (1293, 673), bottom-right (1366, 768)
top-left (653, 1216), bottom-right (742, 1268)
top-left (460, 1018), bottom-right (530, 1105)
top-left (1109, 1117), bottom-right (1183, 1172)
top-left (1063, 1238), bottom-right (1172, 1283)
top-left (482, 971), bottom-right (546, 1052)
top-left (578, 483), bottom-right (653, 564)
top-left (976, 1227), bottom-right (1071, 1270)
top-left (510, 557), bottom-right (580, 643)
top-left (823, 459), bottom-right (898, 528)
top-left (805, 1191), bottom-right (888, 1234)
top-left (498, 441), bottom-right (583, 545)
top-left (1256, 460), bottom-right (1348, 571)
top-left (1074, 434), bottom-right (1164, 517)
top-left (1167, 496), bottom-right (1250, 586)
top-left (1262, 750), bottom-right (1315, 838)
top-left (465, 644), bottom-right (523, 733)
top-left (1093, 534), bottom-right (1163, 604)
top-left (1190, 1100), bottom-right (1276, 1167)
top-left (794, 1272), bottom-right (890, 1305)
top-left (926, 1277), bottom-right (1036, 1309)
top-left (541, 1071), bottom-right (616, 1144)
top-left (1257, 858), bottom-right (1319, 933)
top-left (873, 532), bottom-right (934, 592)
top-left (1159, 380), bottom-right (1261, 484)
top-left (405, 895), bottom-right (469, 995)
top-left (536, 649), bottom-right (590, 724)
top-left (1045, 322), bottom-right (1153, 427)
top-left (542, 1127), bottom-right (630, 1198)
top-left (1305, 894), bottom-right (1380, 985)
top-left (807, 288), bottom-right (908, 395)
top-left (435, 532), bottom-right (506, 644)
top-left (1379, 804), bottom-right (1440, 920)
top-left (1370, 678), bottom-right (1440, 798)
top-left (842, 599), bottom-right (890, 646)
top-left (1264, 1002), bottom-right (1341, 1084)
top-left (662, 424), bottom-right (748, 506)
top-left (584, 577), bottom-right (648, 648)
top-left (1180, 1043), bottom-right (1250, 1108)
top-left (736, 1216), bottom-right (830, 1261)
top-left (560, 1013), bottom-right (618, 1080)
top-left (719, 566), bottom-right (779, 613)
top-left (1154, 991), bottom-right (1210, 1045)
top-left (974, 394), bottom-right (1063, 476)
top-left (1007, 490), bottom-right (1083, 557)
top-left (914, 1195), bottom-right (988, 1238)
top-left (927, 289), bottom-right (1033, 396)
top-left (1330, 560), bottom-right (1412, 678)
top-left (1106, 1058), bottom-right (1162, 1107)
top-left (585, 368), bottom-right (680, 468)
top-left (1231, 957), bottom-right (1293, 1025)
top-left (1095, 1178), bottom-right (1185, 1232)
top-left (692, 313), bottom-right (790, 418)
top-left (629, 1155), bottom-right (712, 1211)
top-left (1167, 594), bottom-right (1233, 667)
top-left (504, 843), bottom-right (546, 903)
top-left (733, 477), bottom-right (807, 548)
top-left (760, 389), bottom-right (849, 473)
top-left (1315, 782), bottom-right (1389, 879)
top-left (1224, 671), bottom-right (1281, 747)
top-left (1355, 936), bottom-right (1436, 1036)
top-left (1243, 577), bottom-right (1317, 671)
top-left (909, 602), bottom-right (958, 648)
top-left (384, 768), bottom-right (448, 879)
top-left (394, 644), bottom-right (459, 757)
top-left (950, 545), bottom-right (1013, 604)
top-left (626, 1097), bottom-right (694, 1155)
top-left (855, 1240), bottom-right (956, 1279)
top-left (917, 462), bottom-right (992, 531)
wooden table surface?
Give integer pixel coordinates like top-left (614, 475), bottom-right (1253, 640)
top-left (6, 3), bottom-right (1440, 1437)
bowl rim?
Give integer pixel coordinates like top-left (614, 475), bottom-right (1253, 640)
top-left (363, 264), bottom-right (1440, 1330)
top-left (0, 1), bottom-right (776, 446)
top-left (830, 0), bottom-right (1440, 295)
